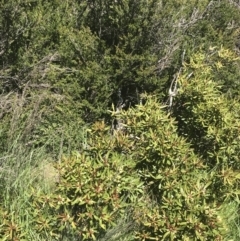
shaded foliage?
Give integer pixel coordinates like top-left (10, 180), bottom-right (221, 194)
top-left (1, 1), bottom-right (240, 240)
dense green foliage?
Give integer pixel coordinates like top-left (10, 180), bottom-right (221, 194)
top-left (1, 0), bottom-right (240, 240)
top-left (31, 150), bottom-right (143, 240)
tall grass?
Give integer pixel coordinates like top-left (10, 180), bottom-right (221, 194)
top-left (218, 201), bottom-right (240, 241)
top-left (0, 140), bottom-right (138, 241)
top-left (0, 138), bottom-right (54, 240)
top-left (1, 93), bottom-right (240, 240)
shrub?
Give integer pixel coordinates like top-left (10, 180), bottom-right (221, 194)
top-left (31, 142), bottom-right (143, 240)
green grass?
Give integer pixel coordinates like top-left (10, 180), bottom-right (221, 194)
top-left (1, 121), bottom-right (240, 240)
top-left (0, 139), bottom-right (56, 240)
top-left (0, 136), bottom-right (140, 240)
top-left (218, 201), bottom-right (240, 241)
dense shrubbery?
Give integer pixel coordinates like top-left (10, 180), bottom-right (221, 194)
top-left (31, 150), bottom-right (143, 240)
top-left (1, 0), bottom-right (240, 240)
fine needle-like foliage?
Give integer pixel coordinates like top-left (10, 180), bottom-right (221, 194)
top-left (1, 0), bottom-right (240, 240)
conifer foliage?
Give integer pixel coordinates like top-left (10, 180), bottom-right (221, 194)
top-left (1, 0), bottom-right (240, 240)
